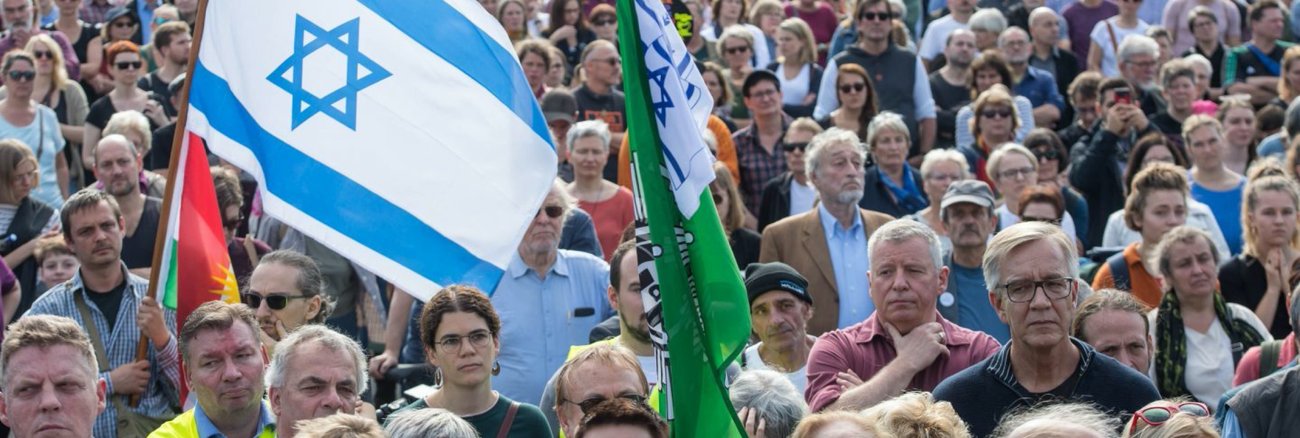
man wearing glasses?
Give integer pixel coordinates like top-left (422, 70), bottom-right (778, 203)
top-left (756, 118), bottom-right (822, 232)
top-left (552, 343), bottom-right (649, 438)
top-left (933, 222), bottom-right (1159, 438)
top-left (0, 0), bottom-right (79, 80)
top-left (804, 220), bottom-right (999, 413)
top-left (573, 40), bottom-right (625, 180)
top-left (245, 250), bottom-right (332, 356)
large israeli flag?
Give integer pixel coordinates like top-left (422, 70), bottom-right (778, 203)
top-left (187, 0), bottom-right (557, 301)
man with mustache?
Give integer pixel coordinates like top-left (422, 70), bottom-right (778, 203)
top-left (936, 180), bottom-right (1010, 343)
top-left (153, 300), bottom-right (274, 438)
top-left (739, 261), bottom-right (816, 391)
top-left (266, 325), bottom-right (367, 438)
top-left (760, 128), bottom-right (893, 336)
top-left (804, 220), bottom-right (999, 413)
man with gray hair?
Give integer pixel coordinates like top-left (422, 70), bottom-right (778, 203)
top-left (999, 26), bottom-right (1064, 128)
top-left (0, 315), bottom-right (106, 438)
top-left (932, 222), bottom-right (1159, 437)
top-left (267, 325), bottom-right (368, 438)
top-left (92, 133), bottom-right (162, 278)
top-left (1117, 35), bottom-right (1167, 115)
top-left (804, 220), bottom-right (999, 413)
top-left (760, 127), bottom-right (893, 336)
top-left (730, 370), bottom-right (808, 438)
top-left (383, 408), bottom-right (478, 438)
top-left (0, 0), bottom-right (79, 79)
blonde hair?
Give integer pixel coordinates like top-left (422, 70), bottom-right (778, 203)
top-left (1123, 399), bottom-right (1218, 438)
top-left (985, 143), bottom-right (1037, 183)
top-left (792, 411), bottom-right (878, 438)
top-left (1180, 114), bottom-right (1223, 151)
top-left (103, 110), bottom-right (152, 157)
top-left (1280, 46), bottom-right (1300, 101)
top-left (712, 162), bottom-right (745, 233)
top-left (1241, 175), bottom-right (1300, 258)
top-left (0, 139), bottom-right (38, 204)
top-left (776, 17), bottom-right (818, 66)
top-left (787, 117), bottom-right (825, 141)
top-left (920, 148), bottom-right (972, 181)
top-left (24, 34), bottom-right (67, 90)
top-left (554, 343), bottom-right (649, 414)
top-left (860, 392), bottom-right (971, 438)
top-left (294, 413), bottom-right (385, 438)
top-left (717, 25), bottom-right (755, 55)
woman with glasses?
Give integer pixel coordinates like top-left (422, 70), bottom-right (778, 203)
top-left (565, 120), bottom-right (633, 261)
top-left (704, 0), bottom-right (770, 67)
top-left (860, 112), bottom-right (926, 218)
top-left (959, 85), bottom-right (1025, 186)
top-left (1, 35), bottom-right (88, 191)
top-left (245, 250), bottom-right (333, 354)
top-left (390, 284), bottom-right (552, 437)
top-left (84, 7), bottom-right (139, 100)
top-left (587, 4), bottom-right (617, 44)
top-left (1093, 163), bottom-right (1190, 308)
top-left (719, 26), bottom-right (758, 124)
top-left (818, 63), bottom-right (875, 140)
top-left (82, 41), bottom-right (165, 186)
top-left (0, 50), bottom-right (67, 211)
top-left (987, 144), bottom-right (1079, 243)
top-left (1087, 0), bottom-right (1149, 77)
top-left (1150, 226), bottom-right (1271, 406)
top-left (0, 139), bottom-right (58, 320)
top-left (750, 0), bottom-right (783, 59)
top-left (1219, 175), bottom-right (1300, 339)
top-left (713, 162), bottom-right (761, 268)
top-left (1217, 97), bottom-right (1258, 176)
top-left (766, 18), bottom-right (822, 119)
top-left (1124, 399), bottom-right (1216, 438)
top-left (907, 148), bottom-right (970, 251)
top-left (545, 0), bottom-right (596, 80)
top-left (954, 53), bottom-right (1034, 152)
top-left (1024, 129), bottom-right (1088, 245)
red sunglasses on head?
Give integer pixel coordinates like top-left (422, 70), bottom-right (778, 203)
top-left (1127, 401), bottom-right (1210, 433)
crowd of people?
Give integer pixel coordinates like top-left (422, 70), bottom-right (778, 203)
top-left (0, 0), bottom-right (1296, 437)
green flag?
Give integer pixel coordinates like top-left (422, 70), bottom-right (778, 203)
top-left (616, 0), bottom-right (751, 436)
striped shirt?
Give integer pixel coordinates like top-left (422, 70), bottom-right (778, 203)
top-left (24, 262), bottom-right (181, 438)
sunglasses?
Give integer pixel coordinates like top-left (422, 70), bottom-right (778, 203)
top-left (6, 70), bottom-right (34, 82)
top-left (115, 61), bottom-right (143, 70)
top-left (564, 394), bottom-right (649, 415)
top-left (724, 45), bottom-right (751, 55)
top-left (112, 20), bottom-right (137, 28)
top-left (153, 16), bottom-right (172, 26)
top-left (1033, 149), bottom-right (1059, 160)
top-left (859, 11), bottom-right (893, 21)
top-left (592, 18), bottom-right (615, 26)
top-left (839, 83), bottom-right (866, 94)
top-left (1129, 402), bottom-right (1210, 432)
top-left (242, 292), bottom-right (311, 310)
top-left (31, 50), bottom-right (54, 60)
top-left (784, 142), bottom-right (808, 152)
top-left (222, 215), bottom-right (242, 231)
top-left (538, 205), bottom-right (564, 219)
top-left (981, 109), bottom-right (1013, 119)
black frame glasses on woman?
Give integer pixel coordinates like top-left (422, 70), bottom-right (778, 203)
top-left (241, 292), bottom-right (311, 310)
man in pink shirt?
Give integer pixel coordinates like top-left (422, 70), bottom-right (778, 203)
top-left (803, 220), bottom-right (1000, 412)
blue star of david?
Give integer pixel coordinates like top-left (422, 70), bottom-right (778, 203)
top-left (268, 15), bottom-right (391, 130)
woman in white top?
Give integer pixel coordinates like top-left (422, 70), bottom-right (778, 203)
top-left (766, 18), bottom-right (823, 119)
top-left (987, 144), bottom-right (1078, 240)
top-left (1148, 225), bottom-right (1271, 407)
top-left (1088, 0), bottom-right (1149, 77)
top-left (0, 51), bottom-right (67, 209)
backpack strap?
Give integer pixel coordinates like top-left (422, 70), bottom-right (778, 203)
top-left (1106, 252), bottom-right (1131, 292)
top-left (1104, 20), bottom-right (1120, 55)
top-left (497, 400), bottom-right (520, 438)
top-left (1259, 340), bottom-right (1284, 378)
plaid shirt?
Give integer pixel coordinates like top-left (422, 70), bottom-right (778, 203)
top-left (732, 114), bottom-right (792, 213)
top-left (24, 262), bottom-right (180, 438)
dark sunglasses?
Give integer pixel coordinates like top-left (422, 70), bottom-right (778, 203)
top-left (724, 45), bottom-right (750, 55)
top-left (112, 20), bottom-right (138, 28)
top-left (564, 394), bottom-right (649, 415)
top-left (839, 83), bottom-right (866, 94)
top-left (31, 50), bottom-right (54, 60)
top-left (712, 192), bottom-right (723, 204)
top-left (242, 292), bottom-right (310, 310)
top-left (538, 205), bottom-right (564, 219)
top-left (859, 11), bottom-right (893, 21)
top-left (115, 61), bottom-right (143, 70)
top-left (1033, 149), bottom-right (1059, 160)
top-left (6, 70), bottom-right (34, 82)
top-left (981, 109), bottom-right (1013, 119)
top-left (592, 18), bottom-right (615, 26)
top-left (1129, 402), bottom-right (1209, 431)
top-left (783, 142), bottom-right (809, 152)
top-left (222, 215), bottom-right (243, 231)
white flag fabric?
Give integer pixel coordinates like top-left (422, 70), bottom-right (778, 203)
top-left (187, 0), bottom-right (557, 301)
top-left (630, 0), bottom-right (715, 217)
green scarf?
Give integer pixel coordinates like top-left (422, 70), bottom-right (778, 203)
top-left (1154, 289), bottom-right (1266, 398)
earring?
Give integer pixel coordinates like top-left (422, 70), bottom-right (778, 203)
top-left (432, 366), bottom-right (443, 389)
top-left (492, 361), bottom-right (501, 376)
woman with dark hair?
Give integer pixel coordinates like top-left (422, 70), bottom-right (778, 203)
top-left (712, 162), bottom-right (761, 268)
top-left (572, 398), bottom-right (668, 438)
top-left (957, 85), bottom-right (1020, 186)
top-left (953, 50), bottom-right (1034, 149)
top-left (1151, 226), bottom-right (1270, 406)
top-left (0, 139), bottom-right (54, 320)
top-left (1124, 133), bottom-right (1190, 196)
top-left (389, 285), bottom-right (552, 437)
top-left (545, 0), bottom-right (596, 79)
top-left (817, 63), bottom-right (875, 140)
top-left (1024, 128), bottom-right (1088, 246)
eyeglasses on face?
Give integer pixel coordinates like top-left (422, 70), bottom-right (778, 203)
top-left (241, 292), bottom-right (310, 310)
top-left (538, 205), bottom-right (564, 219)
top-left (563, 394), bottom-right (649, 415)
top-left (981, 108), bottom-right (1013, 119)
top-left (724, 45), bottom-right (751, 55)
top-left (859, 11), bottom-right (893, 21)
top-left (997, 167), bottom-right (1035, 180)
top-left (435, 330), bottom-right (493, 351)
top-left (783, 142), bottom-right (809, 152)
top-left (115, 61), bottom-right (143, 70)
top-left (31, 50), bottom-right (54, 60)
top-left (839, 83), bottom-right (866, 94)
top-left (999, 277), bottom-right (1073, 303)
top-left (6, 70), bottom-right (34, 82)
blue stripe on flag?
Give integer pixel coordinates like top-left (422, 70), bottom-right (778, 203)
top-left (356, 0), bottom-right (552, 148)
top-left (189, 61), bottom-right (506, 291)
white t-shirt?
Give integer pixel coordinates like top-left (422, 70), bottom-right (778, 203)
top-left (778, 63), bottom-right (812, 107)
top-left (789, 179), bottom-right (817, 217)
top-left (918, 15), bottom-right (969, 61)
top-left (741, 343), bottom-right (808, 392)
top-left (1090, 17), bottom-right (1150, 77)
top-left (1145, 304), bottom-right (1272, 406)
top-left (637, 353), bottom-right (659, 387)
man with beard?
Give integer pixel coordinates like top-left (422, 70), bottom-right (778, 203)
top-left (138, 21), bottom-right (190, 118)
top-left (931, 30), bottom-right (977, 150)
top-left (91, 134), bottom-right (161, 278)
top-left (25, 189), bottom-right (179, 438)
top-left (760, 128), bottom-right (893, 336)
top-left (266, 325), bottom-right (367, 438)
top-left (936, 180), bottom-right (1009, 343)
top-left (245, 251), bottom-right (333, 356)
top-left (152, 301), bottom-right (275, 438)
top-left (739, 262), bottom-right (816, 391)
top-left (490, 179), bottom-right (613, 406)
top-left (805, 220), bottom-right (1000, 412)
top-left (1117, 35), bottom-right (1168, 116)
top-left (999, 27), bottom-right (1064, 128)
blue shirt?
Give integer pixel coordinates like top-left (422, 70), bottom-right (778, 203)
top-left (491, 250), bottom-right (613, 405)
top-left (949, 261), bottom-right (1010, 343)
top-left (194, 401), bottom-right (275, 438)
top-left (819, 204), bottom-right (873, 328)
top-left (1014, 67), bottom-right (1066, 112)
top-left (1191, 176), bottom-right (1246, 255)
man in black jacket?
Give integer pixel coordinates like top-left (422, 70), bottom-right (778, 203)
top-left (1068, 77), bottom-right (1157, 250)
top-left (757, 118), bottom-right (823, 231)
